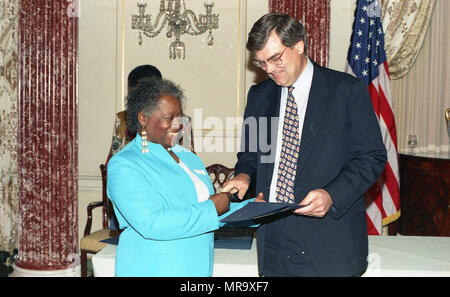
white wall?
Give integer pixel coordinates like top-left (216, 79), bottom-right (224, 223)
top-left (79, 0), bottom-right (118, 177)
top-left (78, 0), bottom-right (356, 241)
top-left (329, 0), bottom-right (356, 71)
top-left (78, 0), bottom-right (119, 238)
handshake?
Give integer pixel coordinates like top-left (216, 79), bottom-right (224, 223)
top-left (209, 173), bottom-right (264, 216)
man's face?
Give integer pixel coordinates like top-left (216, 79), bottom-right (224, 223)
top-left (254, 30), bottom-right (307, 87)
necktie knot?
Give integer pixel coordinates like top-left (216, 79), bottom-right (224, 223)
top-left (288, 86), bottom-right (295, 95)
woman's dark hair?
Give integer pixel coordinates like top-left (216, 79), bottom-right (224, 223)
top-left (246, 13), bottom-right (307, 53)
top-left (126, 77), bottom-right (185, 135)
top-left (127, 64), bottom-right (162, 91)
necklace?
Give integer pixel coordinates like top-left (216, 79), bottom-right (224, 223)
top-left (166, 147), bottom-right (180, 163)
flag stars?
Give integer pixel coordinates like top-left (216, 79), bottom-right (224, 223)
top-left (349, 1), bottom-right (387, 82)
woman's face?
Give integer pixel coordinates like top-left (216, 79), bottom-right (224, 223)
top-left (138, 94), bottom-right (183, 148)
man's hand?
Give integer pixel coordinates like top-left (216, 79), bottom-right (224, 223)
top-left (293, 189), bottom-right (333, 217)
top-left (221, 173), bottom-right (250, 200)
top-left (254, 192), bottom-right (265, 202)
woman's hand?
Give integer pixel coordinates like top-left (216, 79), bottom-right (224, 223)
top-left (209, 192), bottom-right (231, 215)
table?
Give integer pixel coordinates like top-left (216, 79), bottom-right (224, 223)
top-left (92, 235), bottom-right (450, 277)
top-left (91, 238), bottom-right (258, 277)
top-left (364, 235), bottom-right (450, 276)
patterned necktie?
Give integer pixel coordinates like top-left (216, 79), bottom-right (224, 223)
top-left (275, 86), bottom-right (300, 204)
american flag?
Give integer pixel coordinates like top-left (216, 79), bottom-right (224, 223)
top-left (346, 0), bottom-right (400, 235)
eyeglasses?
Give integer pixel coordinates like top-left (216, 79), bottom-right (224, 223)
top-left (252, 47), bottom-right (288, 70)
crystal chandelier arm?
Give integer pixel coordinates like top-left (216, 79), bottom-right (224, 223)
top-left (182, 9), bottom-right (207, 35)
top-left (141, 10), bottom-right (168, 38)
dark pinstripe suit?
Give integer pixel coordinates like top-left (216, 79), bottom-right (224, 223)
top-left (235, 62), bottom-right (387, 276)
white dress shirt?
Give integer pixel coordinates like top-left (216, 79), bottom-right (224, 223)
top-left (268, 58), bottom-right (314, 202)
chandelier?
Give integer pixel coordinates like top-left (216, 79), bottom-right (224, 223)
top-left (131, 0), bottom-right (219, 59)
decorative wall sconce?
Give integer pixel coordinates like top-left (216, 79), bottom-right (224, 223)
top-left (131, 0), bottom-right (219, 59)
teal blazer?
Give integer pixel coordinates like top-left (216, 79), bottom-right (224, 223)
top-left (107, 134), bottom-right (252, 277)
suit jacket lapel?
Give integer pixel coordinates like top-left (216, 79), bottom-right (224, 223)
top-left (296, 64), bottom-right (329, 183)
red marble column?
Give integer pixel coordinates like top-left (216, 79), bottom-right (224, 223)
top-left (15, 0), bottom-right (78, 273)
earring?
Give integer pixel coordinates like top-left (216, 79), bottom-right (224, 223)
top-left (141, 128), bottom-right (149, 154)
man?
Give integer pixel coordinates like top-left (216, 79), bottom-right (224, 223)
top-left (223, 13), bottom-right (387, 276)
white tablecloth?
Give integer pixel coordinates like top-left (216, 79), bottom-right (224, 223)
top-left (91, 238), bottom-right (258, 277)
top-left (364, 235), bottom-right (450, 276)
top-left (92, 235), bottom-right (450, 277)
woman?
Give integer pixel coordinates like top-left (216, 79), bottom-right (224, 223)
top-left (107, 77), bottom-right (253, 276)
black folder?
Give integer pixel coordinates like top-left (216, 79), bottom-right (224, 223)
top-left (220, 202), bottom-right (305, 223)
